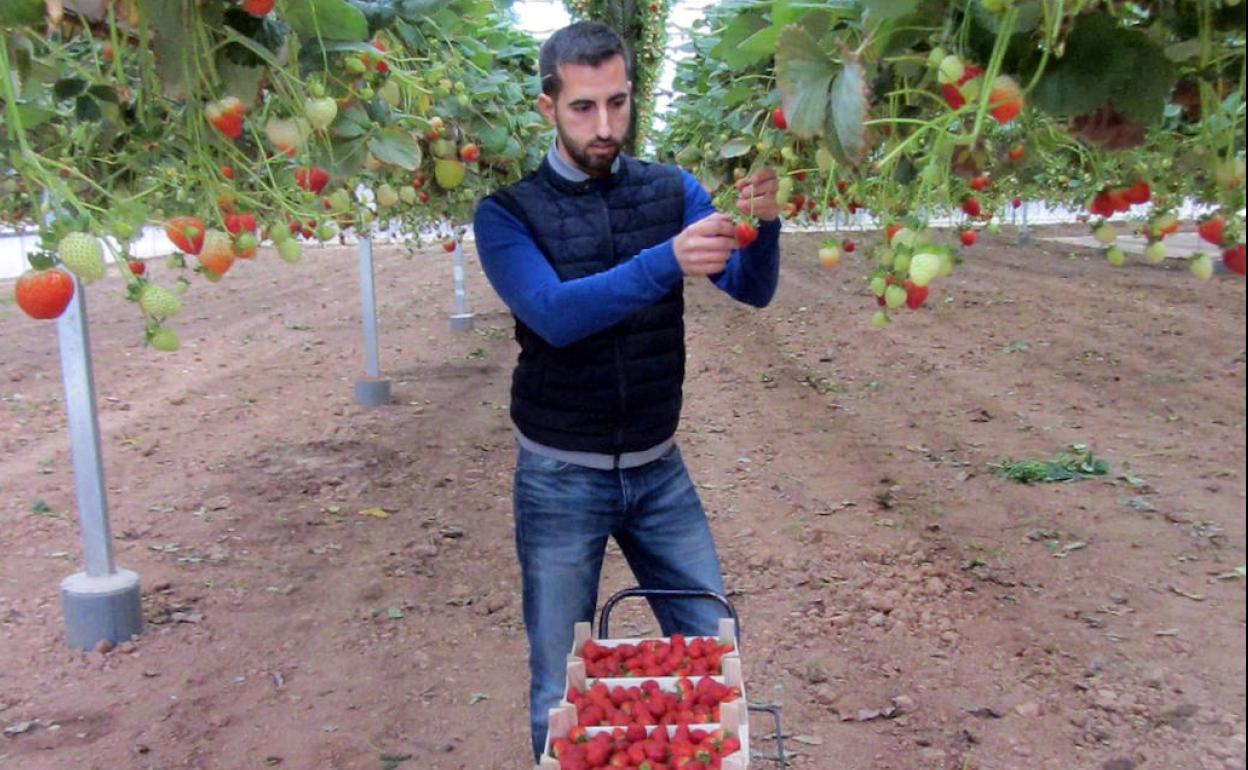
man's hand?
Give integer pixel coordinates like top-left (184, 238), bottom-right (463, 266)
top-left (673, 213), bottom-right (738, 276)
top-left (735, 168), bottom-right (780, 222)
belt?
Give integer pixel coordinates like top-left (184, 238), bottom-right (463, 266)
top-left (515, 431), bottom-right (675, 470)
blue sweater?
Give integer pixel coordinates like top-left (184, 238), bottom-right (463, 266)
top-left (473, 170), bottom-right (781, 349)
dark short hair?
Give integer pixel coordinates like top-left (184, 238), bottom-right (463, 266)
top-left (539, 21), bottom-right (631, 97)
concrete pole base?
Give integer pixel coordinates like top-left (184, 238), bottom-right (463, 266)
top-left (354, 378), bottom-right (392, 407)
top-left (61, 569), bottom-right (142, 651)
top-left (449, 313), bottom-right (475, 332)
top-left (1018, 232), bottom-right (1034, 246)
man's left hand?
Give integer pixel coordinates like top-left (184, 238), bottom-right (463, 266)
top-left (735, 168), bottom-right (781, 223)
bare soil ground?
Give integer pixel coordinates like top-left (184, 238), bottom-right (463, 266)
top-left (1, 225), bottom-right (1244, 770)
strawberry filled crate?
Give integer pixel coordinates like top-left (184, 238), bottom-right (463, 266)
top-left (539, 588), bottom-right (788, 769)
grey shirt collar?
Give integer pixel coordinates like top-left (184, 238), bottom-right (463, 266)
top-left (547, 138), bottom-right (621, 182)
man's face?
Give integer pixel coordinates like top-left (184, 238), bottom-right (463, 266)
top-left (539, 55), bottom-right (631, 177)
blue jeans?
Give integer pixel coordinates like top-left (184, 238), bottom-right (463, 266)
top-left (513, 442), bottom-right (728, 761)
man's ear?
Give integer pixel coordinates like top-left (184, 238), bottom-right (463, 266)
top-left (538, 93), bottom-right (555, 125)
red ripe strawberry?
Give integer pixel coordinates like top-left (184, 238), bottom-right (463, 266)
top-left (443, 239), bottom-right (457, 253)
top-left (205, 96), bottom-right (245, 139)
top-left (1007, 143), bottom-right (1024, 162)
top-left (220, 164), bottom-right (235, 180)
top-left (224, 212), bottom-right (257, 235)
top-left (842, 239), bottom-right (856, 253)
top-left (987, 75), bottom-right (1023, 124)
top-left (969, 175), bottom-right (990, 192)
top-left (941, 83), bottom-right (966, 110)
top-left (242, 0), bottom-right (274, 16)
top-left (903, 279), bottom-right (929, 310)
top-left (960, 228), bottom-right (977, 247)
top-left (885, 222), bottom-right (904, 243)
top-left (14, 268), bottom-right (75, 320)
top-left (961, 196), bottom-right (982, 218)
top-left (164, 216), bottom-right (206, 255)
top-left (1224, 243), bottom-right (1246, 275)
top-left (1108, 188), bottom-right (1130, 213)
top-left (1012, 196), bottom-right (1022, 209)
top-left (736, 220), bottom-right (759, 248)
top-left (1198, 214), bottom-right (1226, 246)
top-left (771, 107), bottom-right (787, 130)
top-left (127, 259), bottom-right (146, 276)
top-left (198, 230), bottom-right (236, 277)
top-left (1089, 190), bottom-right (1115, 219)
top-left (1123, 180), bottom-right (1151, 205)
top-left (460, 143), bottom-right (480, 162)
top-left (295, 166), bottom-right (330, 194)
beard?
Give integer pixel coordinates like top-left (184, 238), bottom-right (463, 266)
top-left (555, 121), bottom-right (621, 177)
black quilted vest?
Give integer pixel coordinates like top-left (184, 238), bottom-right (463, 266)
top-left (486, 155), bottom-right (686, 454)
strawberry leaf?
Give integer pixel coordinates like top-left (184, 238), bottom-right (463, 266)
top-left (826, 55), bottom-right (871, 167)
top-left (368, 127), bottom-right (422, 170)
top-left (775, 24), bottom-right (836, 139)
top-left (285, 0), bottom-right (369, 43)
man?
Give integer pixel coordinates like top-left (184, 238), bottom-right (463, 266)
top-left (471, 21), bottom-right (781, 761)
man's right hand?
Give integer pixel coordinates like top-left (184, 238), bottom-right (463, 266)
top-left (672, 213), bottom-right (738, 276)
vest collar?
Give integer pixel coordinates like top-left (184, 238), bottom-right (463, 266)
top-left (543, 140), bottom-right (627, 194)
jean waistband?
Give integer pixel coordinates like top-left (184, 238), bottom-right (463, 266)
top-left (515, 431), bottom-right (675, 470)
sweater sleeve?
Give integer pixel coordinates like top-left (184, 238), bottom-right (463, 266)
top-left (680, 171), bottom-right (781, 308)
top-left (473, 198), bottom-right (685, 348)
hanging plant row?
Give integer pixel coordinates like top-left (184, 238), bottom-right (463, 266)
top-left (656, 0), bottom-right (1246, 326)
top-left (2, 0), bottom-right (546, 347)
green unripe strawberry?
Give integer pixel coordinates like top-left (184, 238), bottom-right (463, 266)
top-left (938, 54), bottom-right (964, 85)
top-left (147, 325), bottom-right (180, 352)
top-left (1106, 246), bottom-right (1126, 266)
top-left (139, 283), bottom-right (181, 318)
top-left (1144, 240), bottom-right (1167, 264)
top-left (893, 251), bottom-right (911, 273)
top-left (379, 80), bottom-right (401, 108)
top-left (870, 275), bottom-right (888, 297)
top-left (872, 310), bottom-right (890, 329)
top-left (58, 232), bottom-right (106, 284)
top-left (1189, 253), bottom-right (1213, 280)
top-left (305, 96), bottom-right (338, 131)
top-left (278, 239), bottom-right (302, 263)
top-left (376, 183), bottom-right (399, 208)
top-left (174, 277), bottom-right (190, 295)
top-left (314, 222), bottom-right (336, 241)
top-left (909, 251), bottom-right (942, 287)
top-left (1093, 223), bottom-right (1117, 245)
top-left (885, 284), bottom-right (908, 309)
top-left (399, 185), bottom-right (417, 205)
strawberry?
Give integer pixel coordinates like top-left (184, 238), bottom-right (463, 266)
top-left (818, 243), bottom-right (840, 268)
top-left (147, 325), bottom-right (181, 352)
top-left (961, 195), bottom-right (982, 217)
top-left (242, 0), bottom-right (274, 17)
top-left (1190, 253), bottom-right (1214, 280)
top-left (224, 212), bottom-right (257, 235)
top-left (1007, 143), bottom-right (1024, 162)
top-left (264, 117), bottom-right (311, 156)
top-left (842, 239), bottom-right (856, 253)
top-left (205, 96), bottom-right (245, 139)
top-left (304, 96), bottom-right (338, 131)
top-left (138, 283), bottom-right (182, 318)
top-left (987, 75), bottom-right (1023, 124)
top-left (1108, 188), bottom-right (1130, 213)
top-left (885, 222), bottom-right (904, 243)
top-left (164, 217), bottom-right (206, 255)
top-left (1224, 243), bottom-right (1246, 275)
top-left (1122, 180), bottom-right (1151, 205)
top-left (771, 107), bottom-right (787, 130)
top-left (969, 175), bottom-right (990, 192)
top-left (903, 279), bottom-right (929, 309)
top-left (443, 239), bottom-right (458, 253)
top-left (909, 252), bottom-right (942, 287)
top-left (460, 143), bottom-right (480, 163)
top-left (735, 220), bottom-right (758, 248)
top-left (295, 166), bottom-right (330, 194)
top-left (197, 229), bottom-right (236, 277)
top-left (127, 259), bottom-right (145, 276)
top-left (14, 268), bottom-right (75, 320)
top-left (1197, 214), bottom-right (1226, 246)
top-left (1089, 190), bottom-right (1115, 219)
top-left (1012, 196), bottom-right (1022, 208)
top-left (220, 164), bottom-right (235, 180)
top-left (277, 239), bottom-right (302, 263)
top-left (58, 231), bottom-right (106, 284)
top-left (959, 228), bottom-right (977, 247)
top-left (234, 231), bottom-right (258, 259)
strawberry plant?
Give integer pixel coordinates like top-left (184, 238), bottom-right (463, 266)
top-left (2, 0), bottom-right (544, 343)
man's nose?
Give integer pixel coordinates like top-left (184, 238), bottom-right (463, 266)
top-left (595, 106), bottom-right (612, 138)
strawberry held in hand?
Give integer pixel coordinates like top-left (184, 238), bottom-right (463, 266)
top-left (735, 219), bottom-right (758, 249)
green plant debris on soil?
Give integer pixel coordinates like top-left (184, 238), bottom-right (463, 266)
top-left (989, 444), bottom-right (1111, 483)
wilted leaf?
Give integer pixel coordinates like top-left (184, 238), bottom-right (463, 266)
top-left (827, 55), bottom-right (871, 166)
top-left (775, 25), bottom-right (835, 138)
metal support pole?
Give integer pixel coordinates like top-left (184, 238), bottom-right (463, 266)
top-left (1019, 201), bottom-right (1032, 246)
top-left (57, 274), bottom-right (142, 650)
top-left (449, 238), bottom-right (474, 332)
top-left (354, 237), bottom-right (391, 407)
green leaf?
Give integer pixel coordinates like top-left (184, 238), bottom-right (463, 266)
top-left (52, 77), bottom-right (87, 101)
top-left (14, 104), bottom-right (56, 129)
top-left (827, 56), bottom-right (871, 166)
top-left (971, 0), bottom-right (1042, 34)
top-left (368, 127), bottom-right (422, 169)
top-left (331, 104), bottom-right (371, 138)
top-left (719, 137), bottom-right (753, 159)
top-left (710, 10), bottom-right (770, 69)
top-left (775, 25), bottom-right (836, 138)
top-left (0, 0), bottom-right (45, 27)
top-left (136, 0), bottom-right (197, 100)
top-left (477, 124), bottom-right (509, 155)
top-left (862, 0), bottom-right (920, 25)
top-left (285, 0), bottom-right (370, 42)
